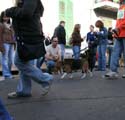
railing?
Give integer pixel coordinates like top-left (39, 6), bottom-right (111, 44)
top-left (95, 0), bottom-right (119, 4)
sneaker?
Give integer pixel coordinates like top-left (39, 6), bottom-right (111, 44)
top-left (88, 70), bottom-right (93, 77)
top-left (105, 71), bottom-right (118, 78)
top-left (0, 77), bottom-right (5, 81)
top-left (42, 85), bottom-right (50, 96)
top-left (122, 74), bottom-right (125, 78)
top-left (8, 92), bottom-right (31, 99)
top-left (69, 74), bottom-right (73, 79)
top-left (81, 73), bottom-right (87, 79)
top-left (61, 72), bottom-right (67, 79)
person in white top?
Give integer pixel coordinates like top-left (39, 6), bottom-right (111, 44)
top-left (45, 36), bottom-right (61, 74)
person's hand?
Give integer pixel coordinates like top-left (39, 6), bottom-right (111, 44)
top-left (53, 55), bottom-right (59, 61)
top-left (112, 28), bottom-right (119, 37)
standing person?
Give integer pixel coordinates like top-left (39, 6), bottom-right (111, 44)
top-left (70, 24), bottom-right (83, 60)
top-left (95, 20), bottom-right (108, 71)
top-left (53, 21), bottom-right (66, 61)
top-left (107, 27), bottom-right (114, 68)
top-left (105, 0), bottom-right (125, 78)
top-left (0, 11), bottom-right (15, 80)
top-left (5, 0), bottom-right (53, 98)
top-left (86, 25), bottom-right (98, 75)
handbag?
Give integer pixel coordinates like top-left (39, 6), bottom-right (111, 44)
top-left (16, 36), bottom-right (46, 61)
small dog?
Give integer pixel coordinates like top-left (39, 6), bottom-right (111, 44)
top-left (53, 61), bottom-right (63, 74)
top-left (119, 54), bottom-right (124, 67)
top-left (61, 49), bottom-right (92, 79)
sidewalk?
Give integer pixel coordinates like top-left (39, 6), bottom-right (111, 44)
top-left (1, 68), bottom-right (125, 120)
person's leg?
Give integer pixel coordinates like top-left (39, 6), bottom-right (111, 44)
top-left (110, 39), bottom-right (122, 72)
top-left (36, 56), bottom-right (45, 69)
top-left (59, 44), bottom-right (65, 61)
top-left (46, 60), bottom-right (56, 74)
top-left (97, 45), bottom-right (102, 70)
top-left (8, 51), bottom-right (53, 97)
top-left (105, 39), bottom-right (122, 77)
top-left (8, 44), bottom-right (14, 75)
top-left (121, 39), bottom-right (125, 77)
top-left (0, 98), bottom-right (12, 120)
top-left (1, 43), bottom-right (12, 78)
top-left (101, 44), bottom-right (107, 71)
top-left (73, 45), bottom-right (80, 60)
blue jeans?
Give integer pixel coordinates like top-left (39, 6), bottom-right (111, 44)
top-left (59, 44), bottom-right (65, 61)
top-left (107, 45), bottom-right (114, 67)
top-left (97, 44), bottom-right (107, 71)
top-left (46, 60), bottom-right (56, 74)
top-left (0, 98), bottom-right (12, 120)
top-left (110, 38), bottom-right (125, 72)
top-left (14, 51), bottom-right (53, 95)
top-left (1, 43), bottom-right (14, 78)
top-left (73, 45), bottom-right (80, 60)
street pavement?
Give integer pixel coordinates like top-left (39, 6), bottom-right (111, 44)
top-left (1, 68), bottom-right (125, 120)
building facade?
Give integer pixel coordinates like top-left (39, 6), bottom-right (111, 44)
top-left (0, 0), bottom-right (119, 43)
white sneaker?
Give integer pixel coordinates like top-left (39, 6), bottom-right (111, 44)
top-left (81, 73), bottom-right (87, 79)
top-left (105, 71), bottom-right (118, 78)
top-left (88, 71), bottom-right (93, 77)
top-left (69, 74), bottom-right (73, 79)
top-left (0, 77), bottom-right (5, 82)
top-left (61, 73), bottom-right (67, 79)
top-left (42, 85), bottom-right (50, 96)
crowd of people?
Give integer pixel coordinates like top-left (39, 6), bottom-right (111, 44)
top-left (0, 0), bottom-right (125, 119)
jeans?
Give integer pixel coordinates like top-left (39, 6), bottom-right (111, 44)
top-left (110, 38), bottom-right (125, 72)
top-left (1, 43), bottom-right (14, 78)
top-left (36, 56), bottom-right (45, 69)
top-left (97, 44), bottom-right (107, 71)
top-left (0, 98), bottom-right (12, 120)
top-left (59, 44), bottom-right (65, 61)
top-left (14, 51), bottom-right (53, 95)
top-left (107, 45), bottom-right (114, 67)
top-left (46, 60), bottom-right (56, 74)
top-left (73, 45), bottom-right (80, 60)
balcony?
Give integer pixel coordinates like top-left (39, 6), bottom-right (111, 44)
top-left (94, 0), bottom-right (119, 19)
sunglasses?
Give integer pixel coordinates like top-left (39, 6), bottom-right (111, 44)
top-left (53, 41), bottom-right (58, 43)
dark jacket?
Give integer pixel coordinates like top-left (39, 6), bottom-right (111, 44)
top-left (54, 25), bottom-right (66, 45)
top-left (5, 0), bottom-right (44, 43)
top-left (97, 27), bottom-right (108, 45)
top-left (72, 32), bottom-right (83, 46)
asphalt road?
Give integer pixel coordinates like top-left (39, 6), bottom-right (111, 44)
top-left (1, 69), bottom-right (125, 120)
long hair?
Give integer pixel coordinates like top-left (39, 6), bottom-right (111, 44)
top-left (0, 11), bottom-right (10, 24)
top-left (73, 24), bottom-right (81, 34)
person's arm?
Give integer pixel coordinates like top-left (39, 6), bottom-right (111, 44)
top-left (5, 0), bottom-right (42, 19)
top-left (45, 47), bottom-right (54, 60)
top-left (0, 24), bottom-right (5, 53)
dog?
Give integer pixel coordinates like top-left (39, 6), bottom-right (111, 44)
top-left (61, 48), bottom-right (92, 79)
top-left (53, 61), bottom-right (63, 74)
top-left (119, 54), bottom-right (124, 67)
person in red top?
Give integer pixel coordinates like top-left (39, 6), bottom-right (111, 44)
top-left (105, 0), bottom-right (125, 78)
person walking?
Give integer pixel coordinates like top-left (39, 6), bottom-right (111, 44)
top-left (105, 0), bottom-right (125, 78)
top-left (5, 0), bottom-right (53, 98)
top-left (0, 11), bottom-right (15, 80)
top-left (53, 21), bottom-right (66, 61)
